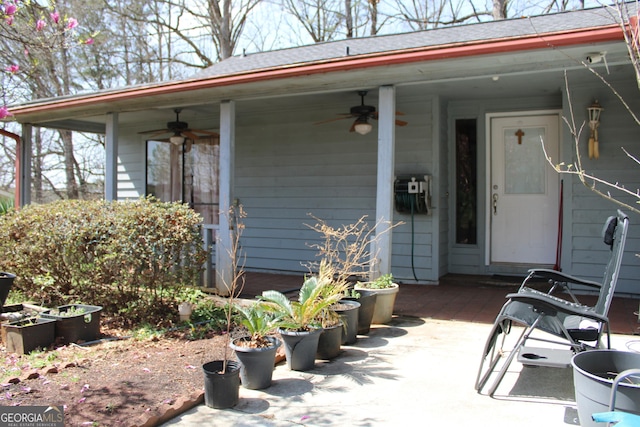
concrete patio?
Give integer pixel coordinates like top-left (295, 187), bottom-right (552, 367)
top-left (162, 273), bottom-right (640, 426)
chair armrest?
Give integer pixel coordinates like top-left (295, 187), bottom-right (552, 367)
top-left (527, 268), bottom-right (602, 290)
top-left (506, 289), bottom-right (609, 324)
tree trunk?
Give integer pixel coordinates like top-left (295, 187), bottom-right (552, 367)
top-left (492, 0), bottom-right (507, 20)
top-left (60, 130), bottom-right (78, 199)
top-left (369, 0), bottom-right (378, 35)
top-left (345, 0), bottom-right (353, 38)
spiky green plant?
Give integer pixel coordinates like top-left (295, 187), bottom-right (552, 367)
top-left (260, 274), bottom-right (343, 331)
top-left (234, 302), bottom-right (281, 345)
top-left (0, 197), bottom-right (13, 216)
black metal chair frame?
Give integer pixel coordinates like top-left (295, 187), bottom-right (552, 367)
top-left (475, 210), bottom-right (630, 397)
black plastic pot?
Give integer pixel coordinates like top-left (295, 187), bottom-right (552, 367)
top-left (346, 291), bottom-right (377, 335)
top-left (317, 323), bottom-right (343, 360)
top-left (333, 300), bottom-right (360, 345)
top-left (202, 360), bottom-right (241, 409)
top-left (279, 328), bottom-right (322, 371)
top-left (230, 336), bottom-right (280, 390)
top-left (572, 350), bottom-right (640, 427)
top-left (0, 272), bottom-right (15, 312)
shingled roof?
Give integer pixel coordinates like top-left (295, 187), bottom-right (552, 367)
top-left (194, 5), bottom-right (623, 79)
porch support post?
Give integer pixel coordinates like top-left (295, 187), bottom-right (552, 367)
top-left (104, 112), bottom-right (118, 201)
top-left (371, 85), bottom-right (396, 278)
top-left (19, 124), bottom-right (32, 207)
top-left (216, 100), bottom-right (235, 295)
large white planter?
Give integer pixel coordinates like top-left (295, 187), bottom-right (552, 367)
top-left (354, 283), bottom-right (399, 324)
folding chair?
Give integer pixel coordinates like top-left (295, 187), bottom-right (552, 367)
top-left (475, 210), bottom-right (630, 397)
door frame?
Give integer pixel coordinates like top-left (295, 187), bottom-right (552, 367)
top-left (484, 109), bottom-right (562, 267)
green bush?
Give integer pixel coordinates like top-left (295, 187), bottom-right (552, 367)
top-left (0, 197), bottom-right (208, 326)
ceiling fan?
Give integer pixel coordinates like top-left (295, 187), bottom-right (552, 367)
top-left (314, 91), bottom-right (408, 135)
top-left (139, 108), bottom-right (219, 144)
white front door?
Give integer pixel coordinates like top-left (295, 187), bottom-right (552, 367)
top-left (489, 114), bottom-right (560, 265)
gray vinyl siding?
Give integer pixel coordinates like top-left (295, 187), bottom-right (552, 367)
top-left (116, 128), bottom-right (146, 200)
top-left (391, 93), bottom-right (436, 282)
top-left (234, 93), bottom-right (377, 275)
top-left (232, 92), bottom-right (436, 282)
top-left (560, 72), bottom-right (640, 295)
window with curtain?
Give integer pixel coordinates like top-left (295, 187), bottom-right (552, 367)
top-left (146, 136), bottom-right (219, 225)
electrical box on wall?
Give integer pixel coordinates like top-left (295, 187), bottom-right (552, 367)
top-left (394, 175), bottom-right (431, 214)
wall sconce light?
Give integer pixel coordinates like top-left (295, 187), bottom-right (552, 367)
top-left (587, 100), bottom-right (603, 159)
top-left (353, 117), bottom-right (373, 135)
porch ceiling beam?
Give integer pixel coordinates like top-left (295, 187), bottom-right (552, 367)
top-left (32, 119), bottom-right (106, 134)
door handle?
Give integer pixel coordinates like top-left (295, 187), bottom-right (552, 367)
top-left (493, 193), bottom-right (498, 215)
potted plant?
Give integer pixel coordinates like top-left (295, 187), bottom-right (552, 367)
top-left (331, 299), bottom-right (360, 345)
top-left (315, 301), bottom-right (344, 360)
top-left (0, 272), bottom-right (15, 312)
top-left (354, 274), bottom-right (399, 324)
top-left (41, 303), bottom-right (102, 344)
top-left (343, 287), bottom-right (377, 335)
top-left (261, 273), bottom-right (343, 371)
top-left (229, 302), bottom-right (281, 390)
top-left (202, 206), bottom-right (244, 409)
top-left (2, 316), bottom-right (56, 354)
top-left (305, 215), bottom-right (401, 327)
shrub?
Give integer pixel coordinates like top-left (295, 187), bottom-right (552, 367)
top-left (0, 197), bottom-right (208, 326)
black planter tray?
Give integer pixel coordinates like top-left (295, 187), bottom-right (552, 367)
top-left (2, 317), bottom-right (56, 354)
top-left (42, 304), bottom-right (102, 344)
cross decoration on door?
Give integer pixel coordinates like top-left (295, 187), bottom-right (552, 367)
top-left (515, 129), bottom-right (525, 145)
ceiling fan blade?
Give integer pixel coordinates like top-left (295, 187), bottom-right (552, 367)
top-left (191, 129), bottom-right (220, 136)
top-left (395, 119), bottom-right (409, 126)
top-left (182, 130), bottom-right (200, 140)
top-left (144, 130), bottom-right (172, 138)
top-left (314, 115), bottom-right (354, 125)
top-left (139, 128), bottom-right (169, 135)
top-left (348, 119), bottom-right (358, 132)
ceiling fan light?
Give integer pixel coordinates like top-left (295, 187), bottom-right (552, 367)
top-left (354, 121), bottom-right (373, 135)
top-left (169, 134), bottom-right (185, 145)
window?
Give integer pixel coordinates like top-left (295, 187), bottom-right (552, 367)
top-left (455, 119), bottom-right (477, 245)
top-left (146, 136), bottom-right (219, 225)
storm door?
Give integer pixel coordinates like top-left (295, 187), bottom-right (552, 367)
top-left (489, 114), bottom-right (560, 265)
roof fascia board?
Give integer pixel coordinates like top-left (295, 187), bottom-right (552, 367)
top-left (10, 25), bottom-right (623, 119)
